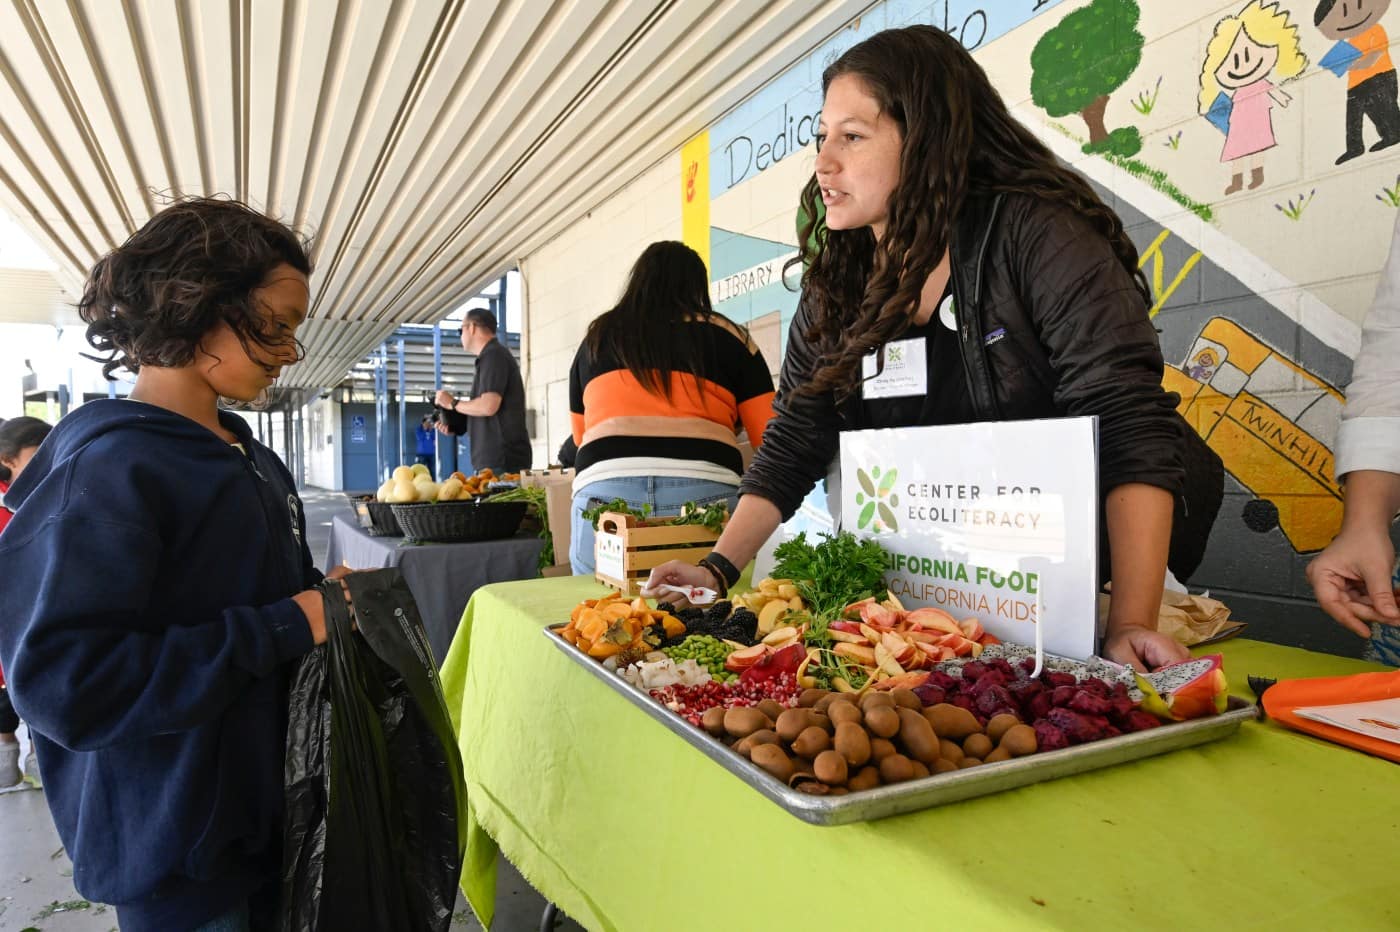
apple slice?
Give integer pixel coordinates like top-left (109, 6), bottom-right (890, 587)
top-left (833, 642), bottom-right (877, 667)
top-left (881, 631), bottom-right (917, 666)
top-left (872, 671), bottom-right (930, 691)
top-left (874, 643), bottom-right (906, 677)
top-left (936, 633), bottom-right (975, 657)
top-left (723, 644), bottom-right (769, 672)
top-left (860, 602), bottom-right (900, 629)
top-left (762, 625), bottom-right (799, 646)
top-left (842, 597), bottom-right (876, 618)
top-left (904, 607), bottom-right (962, 635)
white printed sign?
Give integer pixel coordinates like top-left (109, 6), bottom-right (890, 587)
top-left (595, 532), bottom-right (626, 582)
top-left (840, 418), bottom-right (1099, 660)
top-left (860, 337), bottom-right (928, 399)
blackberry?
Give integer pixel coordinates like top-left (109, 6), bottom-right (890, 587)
top-left (725, 608), bottom-right (759, 643)
top-left (675, 607), bottom-right (705, 627)
top-left (702, 600), bottom-right (733, 625)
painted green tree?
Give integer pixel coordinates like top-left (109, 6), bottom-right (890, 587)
top-left (1030, 0), bottom-right (1144, 157)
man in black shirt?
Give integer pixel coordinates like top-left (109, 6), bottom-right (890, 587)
top-left (434, 308), bottom-right (532, 473)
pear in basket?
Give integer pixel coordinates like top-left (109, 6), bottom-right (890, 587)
top-left (387, 474), bottom-right (418, 503)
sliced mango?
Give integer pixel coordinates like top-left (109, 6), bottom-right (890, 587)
top-left (757, 599), bottom-right (788, 635)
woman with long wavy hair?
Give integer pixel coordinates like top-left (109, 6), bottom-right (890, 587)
top-left (647, 25), bottom-right (1224, 672)
top-left (567, 241), bottom-right (776, 574)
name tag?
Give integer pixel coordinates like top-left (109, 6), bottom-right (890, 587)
top-left (861, 337), bottom-right (928, 399)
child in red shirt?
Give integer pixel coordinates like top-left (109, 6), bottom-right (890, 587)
top-left (0, 416), bottom-right (52, 786)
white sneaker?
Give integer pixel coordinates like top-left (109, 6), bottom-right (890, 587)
top-left (22, 746), bottom-right (40, 788)
top-left (0, 740), bottom-right (20, 787)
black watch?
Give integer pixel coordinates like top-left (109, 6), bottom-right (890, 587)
top-left (699, 551), bottom-right (741, 589)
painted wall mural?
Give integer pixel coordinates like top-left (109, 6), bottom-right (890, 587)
top-left (1031, 0), bottom-right (1147, 158)
top-left (1198, 2), bottom-right (1309, 195)
top-left (678, 0), bottom-right (1400, 647)
top-left (1315, 0), bottom-right (1400, 163)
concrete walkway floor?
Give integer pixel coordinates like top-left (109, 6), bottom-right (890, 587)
top-left (1, 772), bottom-right (580, 930)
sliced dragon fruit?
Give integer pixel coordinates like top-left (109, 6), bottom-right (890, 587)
top-left (1135, 654), bottom-right (1228, 721)
top-left (739, 643), bottom-right (806, 684)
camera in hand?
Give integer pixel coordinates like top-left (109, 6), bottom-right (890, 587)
top-left (425, 390), bottom-right (467, 434)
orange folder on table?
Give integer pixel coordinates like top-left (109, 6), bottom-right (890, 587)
top-left (1263, 670), bottom-right (1400, 763)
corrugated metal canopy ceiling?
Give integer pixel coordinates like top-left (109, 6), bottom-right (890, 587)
top-left (0, 0), bottom-right (864, 389)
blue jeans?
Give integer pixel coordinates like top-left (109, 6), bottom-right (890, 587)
top-left (570, 476), bottom-right (738, 575)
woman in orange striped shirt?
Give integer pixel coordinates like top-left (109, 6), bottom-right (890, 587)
top-left (568, 241), bottom-right (776, 575)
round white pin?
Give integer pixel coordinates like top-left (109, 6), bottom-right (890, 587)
top-left (938, 294), bottom-right (957, 331)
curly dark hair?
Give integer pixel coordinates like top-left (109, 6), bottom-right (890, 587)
top-left (793, 25), bottom-right (1149, 398)
top-left (78, 196), bottom-right (312, 379)
top-left (0, 416), bottom-right (52, 482)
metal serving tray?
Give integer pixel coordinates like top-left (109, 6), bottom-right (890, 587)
top-left (544, 626), bottom-right (1257, 826)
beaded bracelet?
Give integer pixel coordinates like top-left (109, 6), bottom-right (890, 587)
top-left (701, 551), bottom-right (741, 589)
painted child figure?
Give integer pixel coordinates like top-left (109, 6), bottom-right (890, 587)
top-left (1199, 1), bottom-right (1309, 195)
top-left (1317, 0), bottom-right (1400, 163)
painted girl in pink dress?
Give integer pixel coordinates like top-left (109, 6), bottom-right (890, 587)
top-left (1199, 2), bottom-right (1310, 195)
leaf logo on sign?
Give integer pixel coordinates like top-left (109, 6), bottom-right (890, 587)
top-left (854, 466), bottom-right (899, 533)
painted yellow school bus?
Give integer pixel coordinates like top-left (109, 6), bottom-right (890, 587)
top-left (1162, 317), bottom-right (1344, 553)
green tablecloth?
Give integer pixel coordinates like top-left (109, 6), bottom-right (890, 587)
top-left (441, 576), bottom-right (1398, 931)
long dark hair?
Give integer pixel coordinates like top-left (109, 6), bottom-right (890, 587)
top-left (78, 196), bottom-right (312, 379)
top-left (794, 25), bottom-right (1149, 397)
top-left (585, 241), bottom-right (736, 400)
top-left (0, 416), bottom-right (52, 482)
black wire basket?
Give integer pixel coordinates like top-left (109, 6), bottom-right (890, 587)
top-left (345, 492), bottom-right (404, 537)
top-left (389, 499), bottom-right (528, 543)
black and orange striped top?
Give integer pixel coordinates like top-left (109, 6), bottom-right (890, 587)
top-left (569, 319), bottom-right (776, 489)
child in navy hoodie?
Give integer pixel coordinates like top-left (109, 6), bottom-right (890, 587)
top-left (0, 198), bottom-right (344, 931)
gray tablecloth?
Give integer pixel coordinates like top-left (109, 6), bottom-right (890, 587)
top-left (325, 512), bottom-right (544, 664)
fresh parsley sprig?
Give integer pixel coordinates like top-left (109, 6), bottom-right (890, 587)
top-left (771, 531), bottom-right (890, 623)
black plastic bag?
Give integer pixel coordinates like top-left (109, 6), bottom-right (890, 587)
top-left (281, 569), bottom-right (467, 932)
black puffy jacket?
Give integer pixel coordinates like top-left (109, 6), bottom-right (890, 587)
top-left (739, 191), bottom-right (1224, 580)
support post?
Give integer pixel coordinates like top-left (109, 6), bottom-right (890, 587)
top-left (433, 322), bottom-right (444, 479)
top-left (375, 344), bottom-right (388, 482)
top-left (396, 338), bottom-right (407, 470)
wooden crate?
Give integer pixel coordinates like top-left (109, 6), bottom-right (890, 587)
top-left (593, 511), bottom-right (721, 595)
top-left (519, 468), bottom-right (575, 567)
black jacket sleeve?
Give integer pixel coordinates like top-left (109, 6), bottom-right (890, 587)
top-left (1007, 198), bottom-right (1186, 498)
top-left (737, 300), bottom-right (842, 519)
